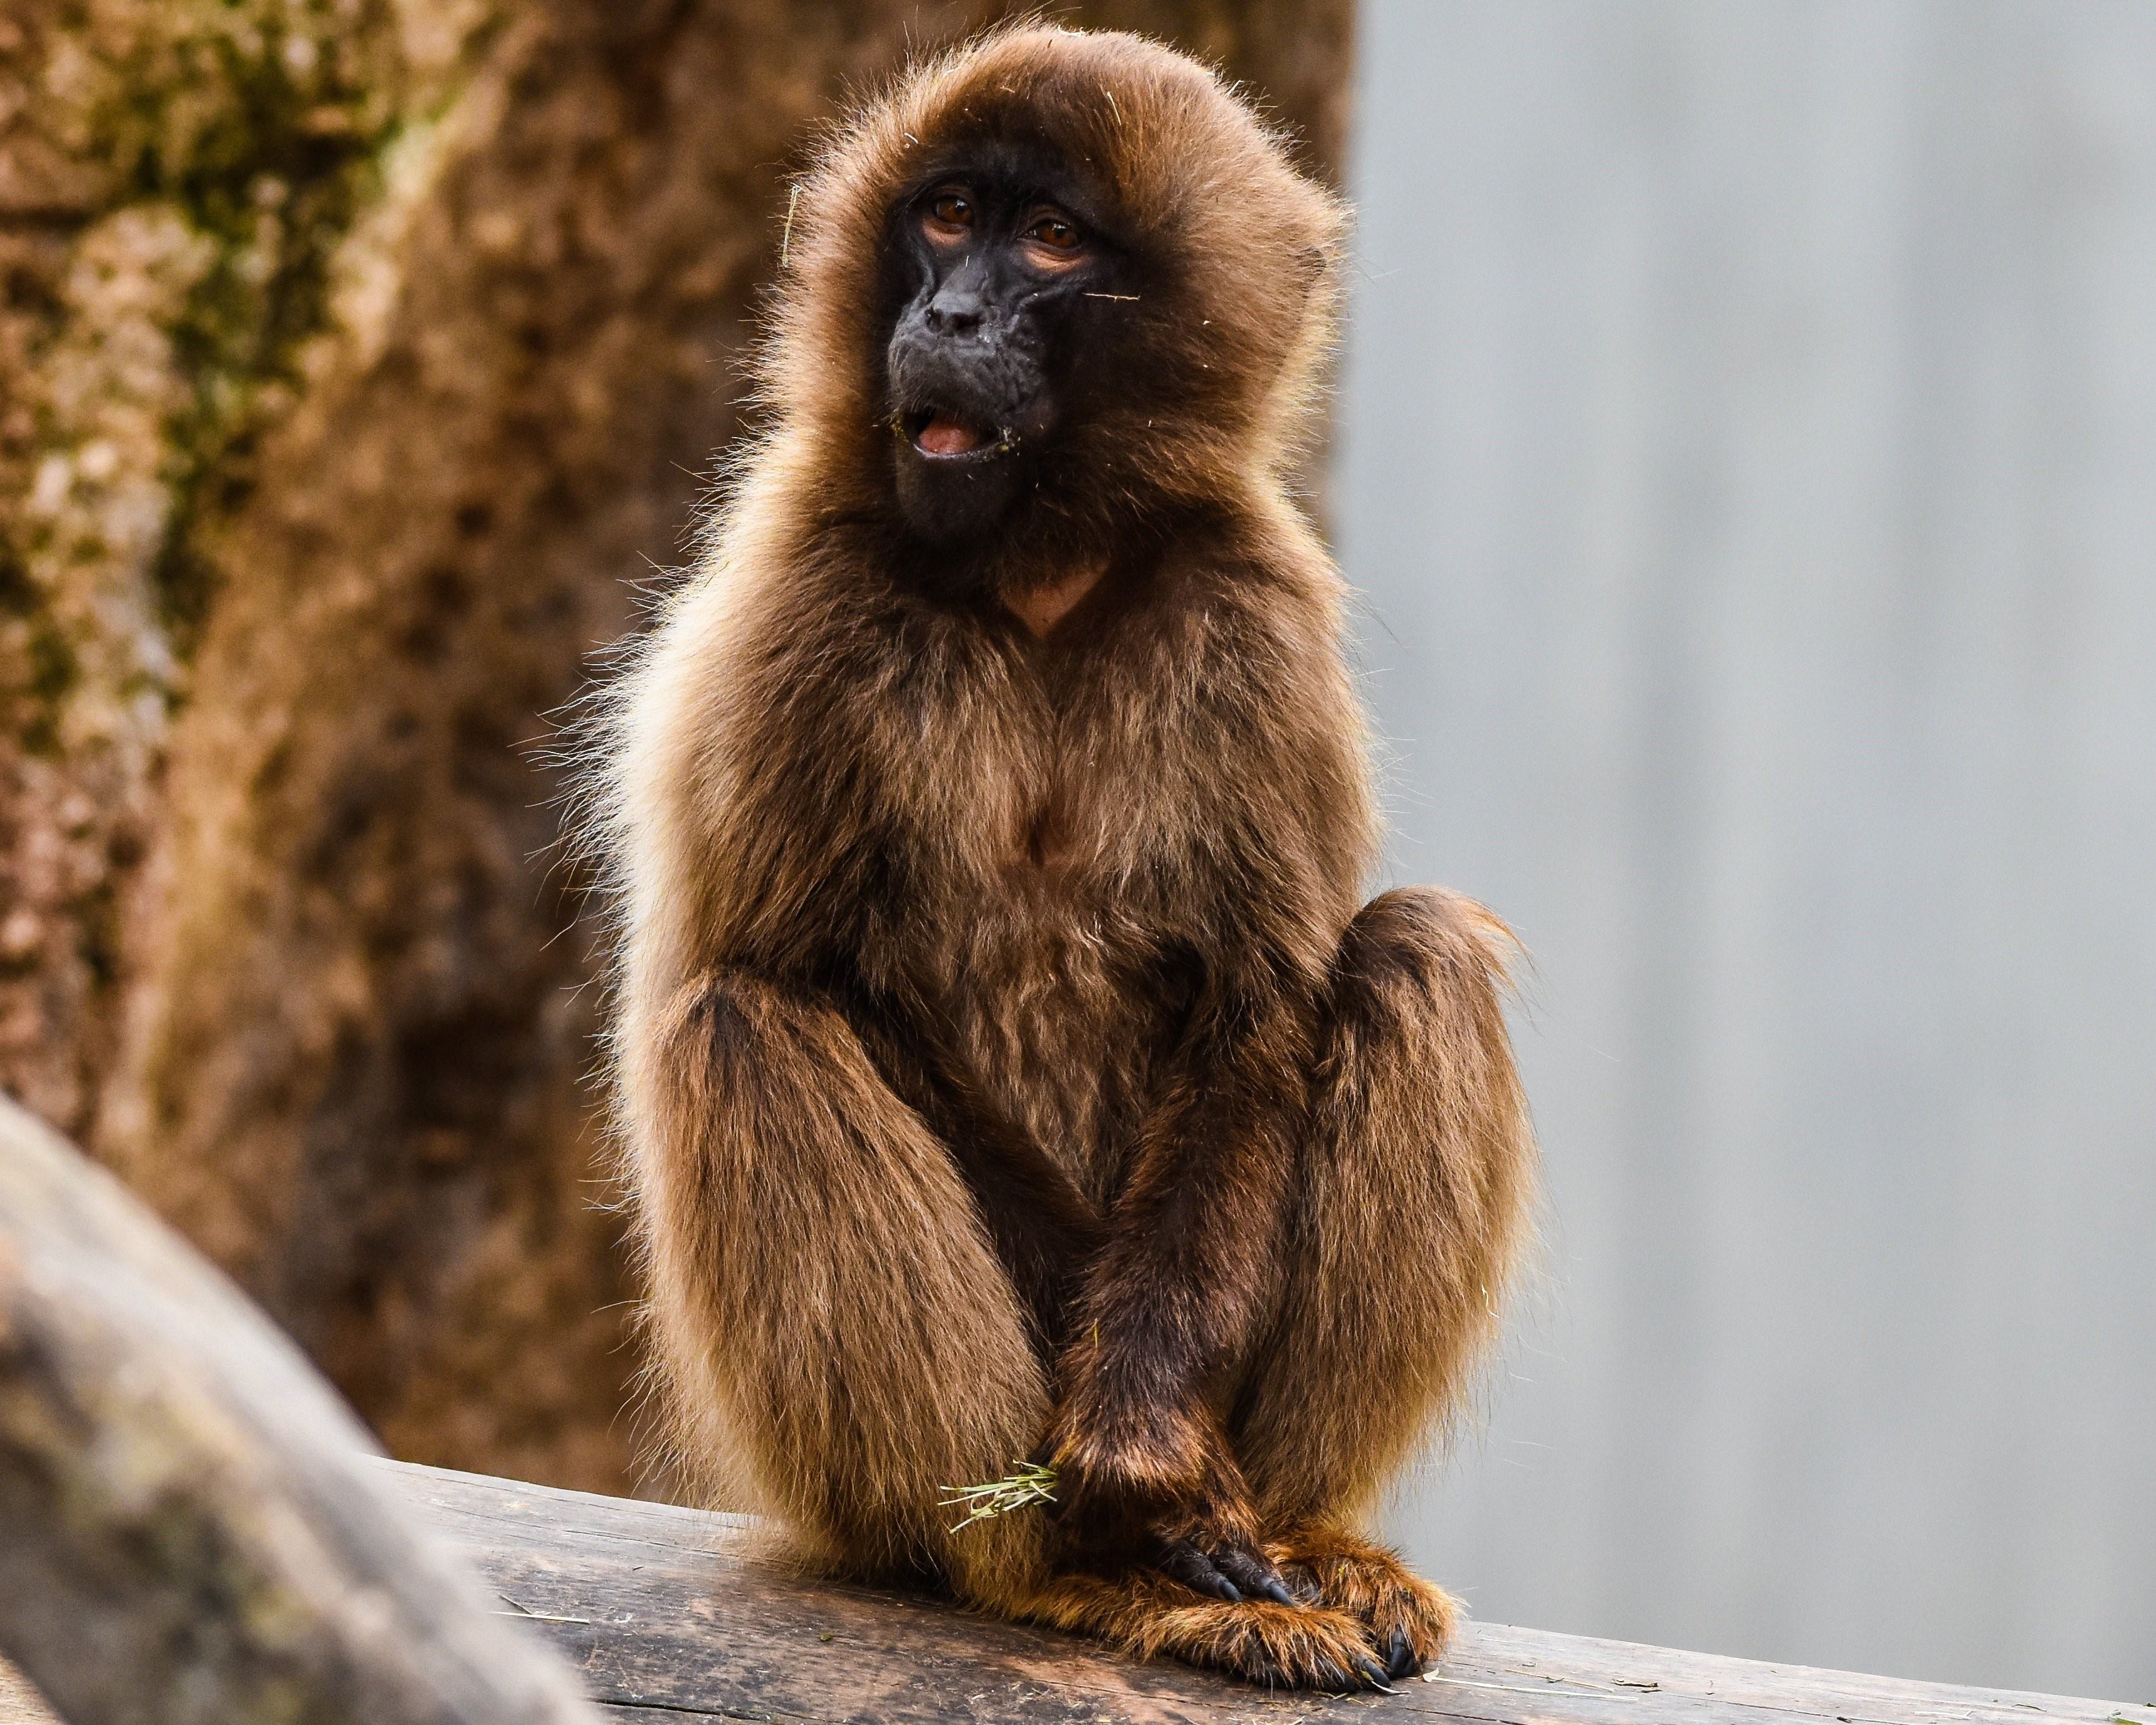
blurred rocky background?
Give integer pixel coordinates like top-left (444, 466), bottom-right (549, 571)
top-left (0, 0), bottom-right (1352, 1494)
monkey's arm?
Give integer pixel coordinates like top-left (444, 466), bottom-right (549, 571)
top-left (1038, 557), bottom-right (1371, 1601)
top-left (1043, 953), bottom-right (1313, 1601)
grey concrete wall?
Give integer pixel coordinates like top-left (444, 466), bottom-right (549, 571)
top-left (1337, 2), bottom-right (2156, 1701)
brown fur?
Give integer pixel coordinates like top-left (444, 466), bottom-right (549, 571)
top-left (594, 25), bottom-right (1535, 1687)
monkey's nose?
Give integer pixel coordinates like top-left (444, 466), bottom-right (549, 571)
top-left (925, 288), bottom-right (987, 335)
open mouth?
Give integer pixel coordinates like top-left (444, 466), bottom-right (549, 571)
top-left (902, 408), bottom-right (1008, 460)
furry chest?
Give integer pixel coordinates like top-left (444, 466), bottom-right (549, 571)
top-left (937, 896), bottom-right (1166, 1208)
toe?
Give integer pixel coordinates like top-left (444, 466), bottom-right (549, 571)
top-left (1157, 1539), bottom-right (1240, 1601)
top-left (1216, 1547), bottom-right (1298, 1608)
top-left (1384, 1625), bottom-right (1424, 1679)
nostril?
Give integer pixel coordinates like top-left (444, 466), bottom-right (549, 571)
top-left (925, 282), bottom-right (988, 336)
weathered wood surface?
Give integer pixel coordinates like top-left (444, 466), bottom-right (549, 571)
top-left (0, 1098), bottom-right (599, 1725)
top-left (9, 1457), bottom-right (2095, 1725)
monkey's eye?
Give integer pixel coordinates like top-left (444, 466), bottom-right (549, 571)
top-left (1024, 213), bottom-right (1083, 255)
top-left (923, 191), bottom-right (974, 238)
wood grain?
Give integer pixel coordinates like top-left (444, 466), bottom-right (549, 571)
top-left (6, 1452), bottom-right (2151, 1724)
top-left (374, 1462), bottom-right (2156, 1725)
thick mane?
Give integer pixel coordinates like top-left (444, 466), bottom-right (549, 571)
top-left (764, 26), bottom-right (1346, 528)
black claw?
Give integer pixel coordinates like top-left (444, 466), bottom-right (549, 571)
top-left (1216, 1548), bottom-right (1296, 1607)
top-left (1385, 1627), bottom-right (1423, 1679)
top-left (1355, 1655), bottom-right (1394, 1691)
top-left (1159, 1540), bottom-right (1244, 1603)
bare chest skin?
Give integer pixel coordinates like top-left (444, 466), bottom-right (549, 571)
top-left (1002, 561), bottom-right (1107, 641)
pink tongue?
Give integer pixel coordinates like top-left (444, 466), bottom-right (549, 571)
top-left (917, 414), bottom-right (983, 455)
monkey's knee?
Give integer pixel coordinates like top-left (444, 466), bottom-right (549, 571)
top-left (1315, 886), bottom-right (1531, 1202)
top-left (1307, 886), bottom-right (1530, 1213)
top-left (1326, 887), bottom-right (1518, 1055)
top-left (1315, 884), bottom-right (1534, 1324)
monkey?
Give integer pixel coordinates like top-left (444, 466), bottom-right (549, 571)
top-left (593, 24), bottom-right (1535, 1691)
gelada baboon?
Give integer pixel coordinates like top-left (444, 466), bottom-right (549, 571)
top-left (597, 24), bottom-right (1534, 1689)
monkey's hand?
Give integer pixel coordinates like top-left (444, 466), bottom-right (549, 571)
top-left (1150, 1497), bottom-right (1302, 1608)
top-left (1043, 1392), bottom-right (1298, 1607)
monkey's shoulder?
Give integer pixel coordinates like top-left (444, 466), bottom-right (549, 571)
top-left (1118, 520), bottom-right (1367, 747)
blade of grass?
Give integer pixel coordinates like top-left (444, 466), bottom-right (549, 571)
top-left (940, 1462), bottom-right (1058, 1534)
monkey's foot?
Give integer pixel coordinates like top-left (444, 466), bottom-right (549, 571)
top-left (1266, 1524), bottom-right (1458, 1681)
top-left (1021, 1569), bottom-right (1394, 1691)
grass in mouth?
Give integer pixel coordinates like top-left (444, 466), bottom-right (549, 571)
top-left (940, 1462), bottom-right (1058, 1534)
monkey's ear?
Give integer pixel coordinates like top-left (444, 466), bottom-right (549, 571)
top-left (1294, 239), bottom-right (1342, 290)
top-left (1291, 240), bottom-right (1342, 318)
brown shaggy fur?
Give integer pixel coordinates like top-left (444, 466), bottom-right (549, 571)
top-left (595, 24), bottom-right (1535, 1689)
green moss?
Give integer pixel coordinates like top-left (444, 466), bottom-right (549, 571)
top-left (75, 4), bottom-right (463, 654)
top-left (27, 624), bottom-right (76, 705)
top-left (17, 623), bottom-right (78, 755)
top-left (0, 541), bottom-right (34, 616)
top-left (146, 31), bottom-right (390, 646)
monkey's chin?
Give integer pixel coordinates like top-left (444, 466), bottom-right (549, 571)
top-left (892, 438), bottom-right (1026, 545)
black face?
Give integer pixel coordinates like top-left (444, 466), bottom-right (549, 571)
top-left (884, 155), bottom-right (1118, 544)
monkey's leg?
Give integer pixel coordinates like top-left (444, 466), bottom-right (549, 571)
top-left (1233, 886), bottom-right (1537, 1677)
top-left (629, 968), bottom-right (1056, 1608)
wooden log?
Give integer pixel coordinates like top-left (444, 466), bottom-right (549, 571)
top-left (0, 1669), bottom-right (51, 1725)
top-left (234, 1460), bottom-right (2156, 1725)
top-left (0, 1097), bottom-right (601, 1725)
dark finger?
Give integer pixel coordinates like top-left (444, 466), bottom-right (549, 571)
top-left (1156, 1539), bottom-right (1241, 1602)
top-left (1354, 1654), bottom-right (1396, 1691)
top-left (1214, 1546), bottom-right (1298, 1607)
top-left (1384, 1626), bottom-right (1424, 1679)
